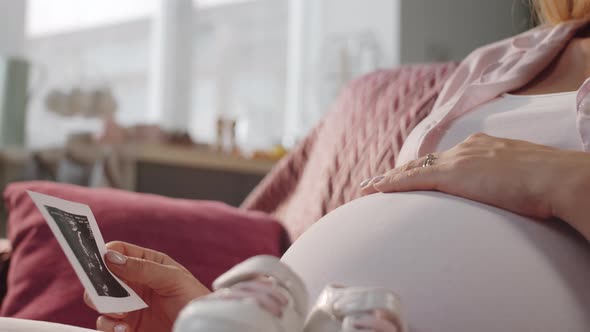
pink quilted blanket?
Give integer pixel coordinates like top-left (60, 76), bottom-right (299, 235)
top-left (243, 63), bottom-right (458, 240)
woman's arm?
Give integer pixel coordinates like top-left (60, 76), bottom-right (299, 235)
top-left (362, 133), bottom-right (590, 241)
top-left (551, 151), bottom-right (590, 240)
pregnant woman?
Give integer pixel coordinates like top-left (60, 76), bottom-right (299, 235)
top-left (95, 1), bottom-right (590, 331)
top-left (282, 1), bottom-right (590, 329)
top-left (3, 0), bottom-right (590, 331)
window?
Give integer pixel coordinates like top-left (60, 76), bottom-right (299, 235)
top-left (189, 0), bottom-right (288, 148)
top-left (24, 0), bottom-right (288, 150)
top-left (25, 1), bottom-right (156, 147)
top-left (26, 0), bottom-right (157, 37)
top-left (195, 0), bottom-right (254, 8)
top-left (24, 0), bottom-right (397, 151)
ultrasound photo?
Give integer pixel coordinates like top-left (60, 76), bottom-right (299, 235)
top-left (44, 205), bottom-right (130, 298)
top-left (28, 191), bottom-right (147, 313)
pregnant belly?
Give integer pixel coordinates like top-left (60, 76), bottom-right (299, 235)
top-left (282, 192), bottom-right (590, 332)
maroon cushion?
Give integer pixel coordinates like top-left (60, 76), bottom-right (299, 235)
top-left (0, 181), bottom-right (287, 329)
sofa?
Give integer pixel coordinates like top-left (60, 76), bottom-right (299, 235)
top-left (0, 63), bottom-right (457, 329)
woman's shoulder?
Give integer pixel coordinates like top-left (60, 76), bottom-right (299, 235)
top-left (467, 25), bottom-right (550, 58)
top-left (460, 21), bottom-right (584, 72)
top-left (435, 21), bottom-right (584, 109)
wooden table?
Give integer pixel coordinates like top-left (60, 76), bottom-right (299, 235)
top-left (123, 144), bottom-right (276, 206)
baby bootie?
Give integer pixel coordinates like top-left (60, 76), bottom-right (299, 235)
top-left (173, 255), bottom-right (308, 332)
top-left (304, 285), bottom-right (406, 332)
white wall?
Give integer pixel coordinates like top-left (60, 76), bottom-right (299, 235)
top-left (400, 0), bottom-right (531, 63)
top-left (0, 0), bottom-right (27, 56)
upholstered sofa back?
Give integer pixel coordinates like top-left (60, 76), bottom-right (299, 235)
top-left (243, 63), bottom-right (458, 240)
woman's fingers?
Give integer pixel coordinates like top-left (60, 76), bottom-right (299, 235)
top-left (361, 176), bottom-right (383, 195)
top-left (83, 292), bottom-right (96, 311)
top-left (96, 316), bottom-right (130, 332)
top-left (105, 249), bottom-right (210, 298)
top-left (103, 242), bottom-right (210, 302)
top-left (105, 250), bottom-right (187, 291)
top-left (373, 165), bottom-right (445, 193)
top-left (105, 241), bottom-right (190, 273)
top-left (361, 155), bottom-right (441, 195)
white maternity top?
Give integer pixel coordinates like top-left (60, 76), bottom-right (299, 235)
top-left (282, 92), bottom-right (590, 332)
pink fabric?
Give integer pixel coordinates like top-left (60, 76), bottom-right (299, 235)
top-left (395, 19), bottom-right (590, 162)
top-left (0, 181), bottom-right (286, 329)
top-left (243, 64), bottom-right (458, 240)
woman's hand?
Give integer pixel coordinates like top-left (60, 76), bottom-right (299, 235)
top-left (362, 133), bottom-right (590, 239)
top-left (84, 241), bottom-right (210, 332)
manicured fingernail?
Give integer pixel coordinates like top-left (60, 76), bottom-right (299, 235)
top-left (371, 175), bottom-right (385, 184)
top-left (114, 325), bottom-right (127, 332)
top-left (360, 178), bottom-right (372, 188)
top-left (106, 250), bottom-right (127, 265)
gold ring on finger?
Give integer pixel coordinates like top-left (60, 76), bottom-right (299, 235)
top-left (422, 154), bottom-right (437, 168)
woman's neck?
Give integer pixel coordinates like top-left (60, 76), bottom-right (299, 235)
top-left (513, 35), bottom-right (590, 96)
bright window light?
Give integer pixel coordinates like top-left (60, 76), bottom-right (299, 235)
top-left (194, 0), bottom-right (254, 8)
top-left (27, 0), bottom-right (256, 37)
top-left (26, 0), bottom-right (158, 37)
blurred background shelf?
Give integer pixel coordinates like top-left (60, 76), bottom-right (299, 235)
top-left (132, 144), bottom-right (275, 176)
top-left (127, 144), bottom-right (275, 206)
top-left (0, 144), bottom-right (276, 213)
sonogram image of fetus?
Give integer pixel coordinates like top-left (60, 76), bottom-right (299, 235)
top-left (45, 205), bottom-right (129, 298)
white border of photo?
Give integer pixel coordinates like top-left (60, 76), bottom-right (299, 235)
top-left (27, 191), bottom-right (148, 314)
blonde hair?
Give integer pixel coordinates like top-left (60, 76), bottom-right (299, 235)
top-left (533, 0), bottom-right (590, 25)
